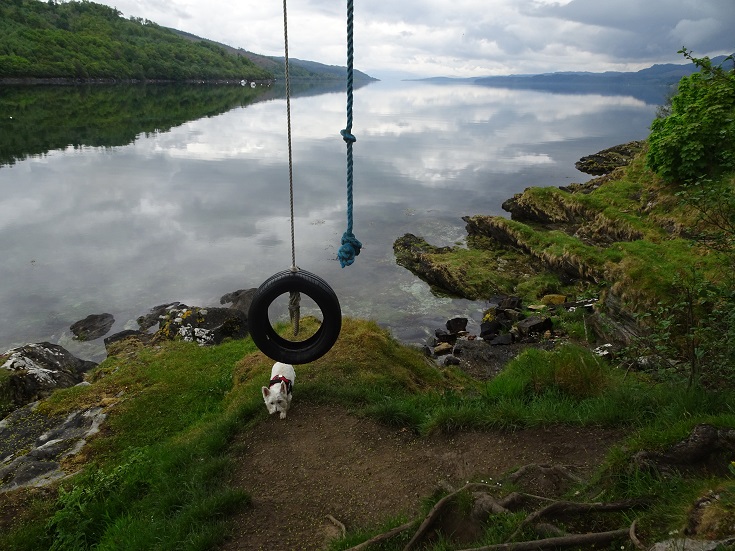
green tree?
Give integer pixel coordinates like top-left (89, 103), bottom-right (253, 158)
top-left (647, 48), bottom-right (735, 184)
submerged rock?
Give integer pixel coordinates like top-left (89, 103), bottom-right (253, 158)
top-left (69, 313), bottom-right (115, 341)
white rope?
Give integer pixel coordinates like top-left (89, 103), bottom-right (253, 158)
top-left (283, 0), bottom-right (300, 337)
top-left (282, 0), bottom-right (297, 271)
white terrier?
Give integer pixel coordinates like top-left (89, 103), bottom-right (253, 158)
top-left (261, 362), bottom-right (295, 419)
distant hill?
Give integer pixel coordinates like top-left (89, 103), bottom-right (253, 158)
top-left (416, 56), bottom-right (732, 104)
top-left (420, 56), bottom-right (732, 86)
top-left (474, 56), bottom-right (732, 87)
top-left (171, 29), bottom-right (377, 82)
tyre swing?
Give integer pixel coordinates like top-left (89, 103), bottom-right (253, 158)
top-left (247, 0), bottom-right (362, 365)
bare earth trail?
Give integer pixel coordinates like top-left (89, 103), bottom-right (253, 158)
top-left (221, 404), bottom-right (624, 551)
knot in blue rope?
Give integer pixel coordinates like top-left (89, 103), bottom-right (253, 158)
top-left (337, 0), bottom-right (361, 269)
top-left (338, 231), bottom-right (362, 268)
top-left (340, 129), bottom-right (357, 143)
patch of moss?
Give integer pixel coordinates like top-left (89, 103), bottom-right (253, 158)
top-left (0, 367), bottom-right (14, 418)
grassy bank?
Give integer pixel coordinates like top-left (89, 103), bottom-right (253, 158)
top-left (2, 317), bottom-right (735, 550)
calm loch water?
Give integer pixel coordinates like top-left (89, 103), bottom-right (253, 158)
top-left (0, 80), bottom-right (667, 360)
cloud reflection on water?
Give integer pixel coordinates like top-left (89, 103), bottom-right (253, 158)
top-left (0, 81), bottom-right (658, 359)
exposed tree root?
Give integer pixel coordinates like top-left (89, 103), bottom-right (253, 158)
top-left (534, 522), bottom-right (566, 538)
top-left (629, 519), bottom-right (647, 551)
top-left (403, 483), bottom-right (494, 551)
top-left (342, 521), bottom-right (414, 551)
top-left (344, 480), bottom-right (648, 551)
top-left (326, 514), bottom-right (347, 538)
top-left (507, 498), bottom-right (647, 542)
top-left (454, 526), bottom-right (631, 551)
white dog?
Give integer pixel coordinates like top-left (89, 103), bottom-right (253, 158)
top-left (261, 362), bottom-right (295, 419)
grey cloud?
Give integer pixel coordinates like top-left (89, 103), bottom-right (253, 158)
top-left (92, 0), bottom-right (733, 77)
top-left (534, 0), bottom-right (734, 60)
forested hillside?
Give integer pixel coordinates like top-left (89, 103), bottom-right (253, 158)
top-left (0, 0), bottom-right (273, 81)
top-left (170, 29), bottom-right (377, 82)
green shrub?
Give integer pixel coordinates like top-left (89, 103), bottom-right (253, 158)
top-left (647, 49), bottom-right (735, 184)
top-left (626, 266), bottom-right (735, 388)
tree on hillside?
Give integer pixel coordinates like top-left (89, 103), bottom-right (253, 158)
top-left (647, 48), bottom-right (735, 184)
top-left (0, 0), bottom-right (273, 81)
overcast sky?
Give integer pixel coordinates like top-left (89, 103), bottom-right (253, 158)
top-left (94, 0), bottom-right (733, 79)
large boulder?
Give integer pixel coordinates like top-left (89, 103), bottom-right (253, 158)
top-left (1, 343), bottom-right (97, 410)
top-left (220, 288), bottom-right (257, 313)
top-left (516, 316), bottom-right (553, 338)
top-left (136, 302), bottom-right (184, 331)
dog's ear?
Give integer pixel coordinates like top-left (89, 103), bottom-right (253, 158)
top-left (262, 386), bottom-right (270, 398)
top-left (280, 381), bottom-right (287, 394)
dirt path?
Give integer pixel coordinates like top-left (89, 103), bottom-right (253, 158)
top-left (221, 404), bottom-right (623, 551)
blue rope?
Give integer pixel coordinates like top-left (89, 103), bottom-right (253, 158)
top-left (337, 0), bottom-right (362, 268)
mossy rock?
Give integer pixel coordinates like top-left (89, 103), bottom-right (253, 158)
top-left (575, 141), bottom-right (646, 175)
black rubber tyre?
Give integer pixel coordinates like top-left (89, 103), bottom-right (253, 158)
top-left (247, 269), bottom-right (342, 364)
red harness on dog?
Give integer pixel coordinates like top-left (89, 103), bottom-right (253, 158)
top-left (269, 375), bottom-right (293, 395)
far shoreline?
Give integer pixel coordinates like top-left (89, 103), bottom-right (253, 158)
top-left (0, 77), bottom-right (277, 86)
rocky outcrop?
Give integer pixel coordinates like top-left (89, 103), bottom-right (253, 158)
top-left (0, 401), bottom-right (107, 492)
top-left (501, 187), bottom-right (593, 226)
top-left (393, 233), bottom-right (475, 298)
top-left (1, 343), bottom-right (97, 411)
top-left (103, 329), bottom-right (152, 353)
top-left (499, 187), bottom-right (644, 246)
top-left (0, 288), bottom-right (256, 492)
top-left (575, 141), bottom-right (645, 175)
top-left (391, 143), bottom-right (668, 350)
top-left (462, 215), bottom-right (604, 283)
top-left (105, 291), bottom-right (256, 353)
top-left (0, 343), bottom-right (108, 492)
top-left (136, 302), bottom-right (184, 331)
top-left (393, 232), bottom-right (549, 300)
top-left (156, 305), bottom-right (248, 346)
